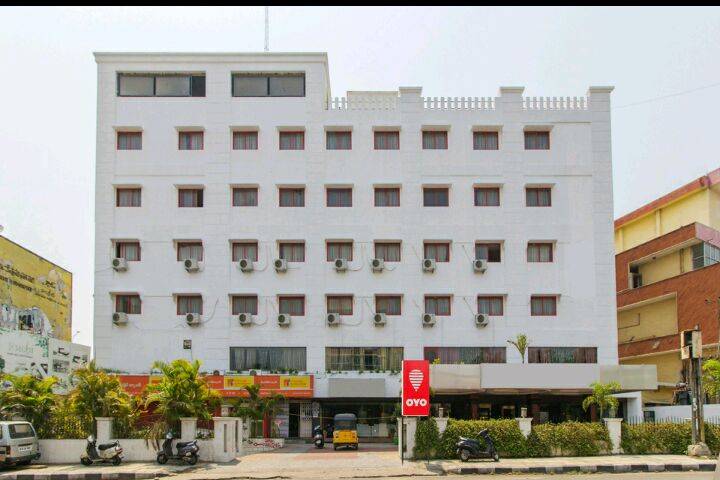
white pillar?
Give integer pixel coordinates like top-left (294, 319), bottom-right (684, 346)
top-left (212, 417), bottom-right (238, 463)
top-left (516, 417), bottom-right (533, 438)
top-left (95, 417), bottom-right (113, 442)
top-left (435, 417), bottom-right (449, 436)
top-left (604, 418), bottom-right (622, 454)
top-left (401, 417), bottom-right (418, 460)
top-left (180, 417), bottom-right (198, 441)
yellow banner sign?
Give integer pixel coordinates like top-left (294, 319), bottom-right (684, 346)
top-left (224, 376), bottom-right (255, 390)
top-left (279, 375), bottom-right (311, 390)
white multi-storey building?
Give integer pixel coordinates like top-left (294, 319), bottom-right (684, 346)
top-left (94, 52), bottom-right (655, 436)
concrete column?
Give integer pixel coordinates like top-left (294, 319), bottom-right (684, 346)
top-left (95, 417), bottom-right (113, 442)
top-left (516, 417), bottom-right (533, 438)
top-left (435, 417), bottom-right (449, 436)
top-left (180, 417), bottom-right (198, 441)
top-left (398, 86), bottom-right (423, 114)
top-left (212, 417), bottom-right (238, 463)
top-left (401, 417), bottom-right (418, 460)
top-left (604, 418), bottom-right (622, 454)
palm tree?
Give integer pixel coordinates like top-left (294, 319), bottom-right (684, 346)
top-left (507, 334), bottom-right (529, 363)
top-left (0, 374), bottom-right (57, 429)
top-left (233, 384), bottom-right (285, 438)
top-left (582, 381), bottom-right (621, 419)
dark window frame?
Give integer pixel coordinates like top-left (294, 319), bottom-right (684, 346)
top-left (115, 294), bottom-right (141, 314)
top-left (231, 73), bottom-right (306, 97)
top-left (117, 73), bottom-right (206, 97)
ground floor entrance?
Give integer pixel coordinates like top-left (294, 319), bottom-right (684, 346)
top-left (317, 399), bottom-right (398, 442)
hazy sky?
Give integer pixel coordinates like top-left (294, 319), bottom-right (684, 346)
top-left (1, 6), bottom-right (719, 347)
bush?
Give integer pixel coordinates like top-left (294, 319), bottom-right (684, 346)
top-left (414, 418), bottom-right (440, 459)
top-left (527, 422), bottom-right (610, 457)
top-left (439, 419), bottom-right (529, 458)
top-left (621, 422), bottom-right (691, 455)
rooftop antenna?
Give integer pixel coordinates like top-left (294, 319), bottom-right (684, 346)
top-left (264, 6), bottom-right (269, 52)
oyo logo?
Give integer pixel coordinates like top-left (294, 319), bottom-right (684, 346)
top-left (405, 398), bottom-right (428, 407)
top-left (408, 369), bottom-right (424, 391)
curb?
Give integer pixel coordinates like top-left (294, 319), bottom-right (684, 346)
top-left (444, 461), bottom-right (717, 475)
top-left (0, 473), bottom-right (169, 480)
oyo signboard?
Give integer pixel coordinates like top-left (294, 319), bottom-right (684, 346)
top-left (402, 360), bottom-right (430, 416)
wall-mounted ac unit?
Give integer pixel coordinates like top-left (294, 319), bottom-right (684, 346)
top-left (238, 313), bottom-right (254, 325)
top-left (112, 258), bottom-right (128, 272)
top-left (184, 259), bottom-right (200, 272)
top-left (274, 258), bottom-right (288, 272)
top-left (238, 259), bottom-right (254, 272)
top-left (422, 313), bottom-right (436, 326)
top-left (373, 312), bottom-right (387, 326)
top-left (186, 313), bottom-right (201, 325)
top-left (326, 313), bottom-right (341, 325)
top-left (334, 258), bottom-right (348, 272)
top-left (371, 258), bottom-right (384, 272)
top-left (475, 313), bottom-right (489, 327)
top-left (473, 259), bottom-right (488, 273)
top-left (422, 259), bottom-right (436, 273)
top-left (277, 313), bottom-right (291, 326)
top-left (112, 312), bottom-right (128, 325)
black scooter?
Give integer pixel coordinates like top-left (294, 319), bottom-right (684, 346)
top-left (156, 432), bottom-right (199, 465)
top-left (456, 429), bottom-right (499, 462)
top-left (313, 425), bottom-right (324, 448)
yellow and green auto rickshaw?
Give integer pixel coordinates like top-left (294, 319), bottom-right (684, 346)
top-left (332, 413), bottom-right (358, 450)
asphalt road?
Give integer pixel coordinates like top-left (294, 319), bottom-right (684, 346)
top-left (347, 475), bottom-right (714, 480)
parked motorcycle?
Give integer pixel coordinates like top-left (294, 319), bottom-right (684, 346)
top-left (313, 425), bottom-right (324, 449)
top-left (80, 435), bottom-right (123, 466)
top-left (456, 429), bottom-right (499, 462)
top-left (156, 432), bottom-right (199, 465)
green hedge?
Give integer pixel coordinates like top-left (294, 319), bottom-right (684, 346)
top-left (414, 418), bottom-right (440, 459)
top-left (621, 422), bottom-right (720, 455)
top-left (439, 419), bottom-right (529, 458)
top-left (527, 422), bottom-right (610, 457)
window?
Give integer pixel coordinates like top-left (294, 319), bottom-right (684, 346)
top-left (375, 295), bottom-right (401, 315)
top-left (423, 187), bottom-right (449, 207)
top-left (524, 131), bottom-right (550, 150)
top-left (279, 242), bottom-right (305, 262)
top-left (177, 242), bottom-right (203, 261)
top-left (231, 242), bottom-right (258, 262)
top-left (531, 296), bottom-right (557, 316)
top-left (115, 241), bottom-right (141, 261)
top-left (526, 187), bottom-right (552, 207)
top-left (424, 347), bottom-right (506, 364)
top-left (279, 296), bottom-right (305, 316)
top-left (325, 347), bottom-right (403, 372)
top-left (279, 188), bottom-right (305, 207)
top-left (327, 242), bottom-right (353, 261)
top-left (527, 243), bottom-right (553, 262)
top-left (231, 295), bottom-right (258, 315)
top-left (475, 243), bottom-right (501, 263)
top-left (117, 73), bottom-right (205, 97)
top-left (279, 131), bottom-right (304, 150)
top-left (233, 131), bottom-right (258, 150)
top-left (326, 131), bottom-right (352, 150)
top-left (374, 187), bottom-right (400, 207)
top-left (178, 131), bottom-right (204, 150)
top-left (232, 73), bottom-right (305, 97)
top-left (422, 131), bottom-right (448, 150)
top-left (473, 131), bottom-right (499, 150)
top-left (8, 423), bottom-right (36, 439)
top-left (115, 294), bottom-right (141, 314)
top-left (477, 296), bottom-right (504, 316)
top-left (474, 187), bottom-right (500, 206)
top-left (116, 188), bottom-right (141, 207)
top-left (374, 131), bottom-right (399, 150)
top-left (528, 347), bottom-right (596, 364)
top-left (177, 295), bottom-right (203, 315)
top-left (326, 188), bottom-right (352, 207)
top-left (117, 131), bottom-right (142, 150)
top-left (230, 347), bottom-right (307, 372)
top-left (178, 188), bottom-right (203, 207)
top-left (425, 296), bottom-right (452, 316)
top-left (232, 187), bottom-right (258, 207)
top-left (424, 242), bottom-right (450, 262)
top-left (692, 242), bottom-right (720, 270)
top-left (375, 242), bottom-right (401, 262)
top-left (327, 295), bottom-right (353, 315)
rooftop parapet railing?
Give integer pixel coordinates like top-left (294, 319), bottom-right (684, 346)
top-left (523, 96), bottom-right (587, 110)
top-left (423, 96), bottom-right (496, 110)
top-left (329, 96), bottom-right (399, 110)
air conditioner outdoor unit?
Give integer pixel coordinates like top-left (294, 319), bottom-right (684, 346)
top-left (326, 313), bottom-right (341, 326)
top-left (475, 313), bottom-right (489, 327)
top-left (277, 313), bottom-right (291, 326)
top-left (334, 258), bottom-right (348, 272)
top-left (422, 259), bottom-right (436, 273)
top-left (185, 313), bottom-right (201, 325)
top-left (112, 258), bottom-right (128, 272)
top-left (238, 259), bottom-right (254, 272)
top-left (373, 312), bottom-right (387, 326)
top-left (422, 313), bottom-right (436, 326)
top-left (371, 258), bottom-right (384, 272)
top-left (112, 312), bottom-right (128, 325)
top-left (238, 313), bottom-right (254, 326)
top-left (274, 258), bottom-right (288, 272)
top-left (184, 259), bottom-right (200, 272)
top-left (473, 259), bottom-right (488, 273)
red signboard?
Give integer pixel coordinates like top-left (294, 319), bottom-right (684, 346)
top-left (401, 360), bottom-right (430, 416)
top-left (117, 374), bottom-right (314, 398)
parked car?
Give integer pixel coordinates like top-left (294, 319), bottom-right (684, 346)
top-left (0, 421), bottom-right (41, 467)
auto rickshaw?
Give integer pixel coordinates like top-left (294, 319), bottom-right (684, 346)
top-left (332, 413), bottom-right (358, 450)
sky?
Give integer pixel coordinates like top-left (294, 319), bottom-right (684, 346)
top-left (1, 6), bottom-right (719, 347)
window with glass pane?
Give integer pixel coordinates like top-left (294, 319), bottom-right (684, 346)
top-left (232, 242), bottom-right (258, 262)
top-left (375, 295), bottom-right (401, 315)
top-left (118, 74), bottom-right (204, 97)
top-left (232, 187), bottom-right (258, 206)
top-left (527, 243), bottom-right (553, 262)
top-left (116, 188), bottom-right (141, 207)
top-left (475, 243), bottom-right (501, 262)
top-left (279, 131), bottom-right (304, 150)
top-left (233, 131), bottom-right (258, 150)
top-left (179, 131), bottom-right (204, 150)
top-left (115, 294), bottom-right (141, 314)
top-left (531, 296), bottom-right (557, 316)
top-left (178, 188), bottom-right (203, 207)
top-left (279, 296), bottom-right (305, 315)
top-left (422, 131), bottom-right (448, 150)
top-left (279, 242), bottom-right (305, 262)
top-left (424, 347), bottom-right (506, 364)
top-left (326, 131), bottom-right (352, 150)
top-left (423, 188), bottom-right (449, 207)
top-left (116, 241), bottom-right (141, 261)
top-left (117, 132), bottom-right (142, 150)
top-left (327, 296), bottom-right (353, 315)
top-left (425, 296), bottom-right (451, 315)
top-left (692, 242), bottom-right (720, 270)
top-left (269, 75), bottom-right (305, 96)
top-left (524, 131), bottom-right (550, 150)
top-left (326, 188), bottom-right (352, 207)
top-left (155, 76), bottom-right (190, 96)
top-left (474, 187), bottom-right (500, 206)
top-left (327, 242), bottom-right (353, 261)
top-left (177, 295), bottom-right (203, 315)
top-left (424, 242), bottom-right (450, 262)
top-left (375, 242), bottom-right (401, 262)
top-left (230, 347), bottom-right (307, 371)
top-left (528, 347), bottom-right (596, 364)
top-left (325, 347), bottom-right (403, 372)
top-left (231, 295), bottom-right (258, 315)
top-left (177, 242), bottom-right (203, 261)
top-left (279, 188), bottom-right (305, 207)
top-left (117, 75), bottom-right (154, 96)
top-left (374, 187), bottom-right (400, 207)
top-left (374, 131), bottom-right (400, 150)
top-left (526, 187), bottom-right (552, 207)
top-left (473, 131), bottom-right (499, 150)
top-left (477, 296), bottom-right (503, 316)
